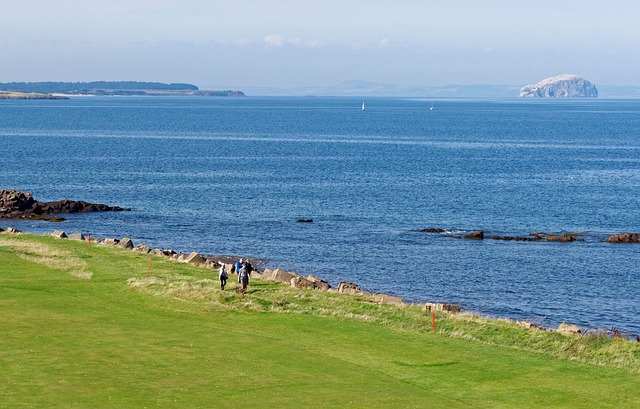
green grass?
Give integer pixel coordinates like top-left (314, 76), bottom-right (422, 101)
top-left (1, 233), bottom-right (639, 408)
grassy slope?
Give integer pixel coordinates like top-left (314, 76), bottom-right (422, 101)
top-left (1, 233), bottom-right (639, 408)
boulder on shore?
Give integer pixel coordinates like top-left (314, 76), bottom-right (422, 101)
top-left (184, 252), bottom-right (208, 267)
top-left (68, 232), bottom-right (85, 241)
top-left (373, 293), bottom-right (403, 305)
top-left (51, 230), bottom-right (68, 239)
top-left (116, 238), bottom-right (134, 249)
top-left (557, 322), bottom-right (581, 335)
top-left (306, 275), bottom-right (331, 291)
top-left (103, 238), bottom-right (120, 246)
top-left (264, 268), bottom-right (298, 284)
top-left (290, 276), bottom-right (315, 289)
top-left (133, 244), bottom-right (151, 254)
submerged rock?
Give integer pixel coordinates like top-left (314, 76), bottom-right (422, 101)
top-left (419, 227), bottom-right (446, 233)
top-left (546, 234), bottom-right (577, 243)
top-left (463, 231), bottom-right (484, 240)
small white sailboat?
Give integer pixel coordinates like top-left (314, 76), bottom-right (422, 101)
top-left (362, 102), bottom-right (365, 112)
top-left (429, 101), bottom-right (434, 111)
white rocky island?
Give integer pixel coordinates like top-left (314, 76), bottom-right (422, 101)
top-left (519, 74), bottom-right (598, 98)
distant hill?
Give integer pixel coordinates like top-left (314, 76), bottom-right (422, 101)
top-left (237, 81), bottom-right (522, 98)
top-left (238, 79), bottom-right (640, 98)
top-left (0, 82), bottom-right (246, 97)
top-left (0, 81), bottom-right (197, 94)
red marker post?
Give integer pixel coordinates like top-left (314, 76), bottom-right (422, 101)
top-left (146, 261), bottom-right (153, 276)
top-left (87, 234), bottom-right (91, 247)
top-left (431, 312), bottom-right (436, 332)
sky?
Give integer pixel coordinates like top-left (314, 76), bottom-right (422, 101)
top-left (3, 0), bottom-right (640, 90)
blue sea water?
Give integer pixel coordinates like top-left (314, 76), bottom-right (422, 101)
top-left (1, 96), bottom-right (639, 335)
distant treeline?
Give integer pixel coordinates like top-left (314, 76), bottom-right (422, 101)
top-left (0, 81), bottom-right (199, 94)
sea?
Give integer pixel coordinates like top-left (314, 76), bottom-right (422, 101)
top-left (1, 96), bottom-right (639, 336)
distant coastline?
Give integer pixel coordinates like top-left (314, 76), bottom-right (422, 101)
top-left (0, 81), bottom-right (245, 97)
top-left (0, 91), bottom-right (69, 100)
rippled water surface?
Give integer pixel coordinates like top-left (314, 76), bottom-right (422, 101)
top-left (2, 96), bottom-right (639, 335)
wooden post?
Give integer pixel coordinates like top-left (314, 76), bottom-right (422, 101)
top-left (87, 234), bottom-right (91, 246)
top-left (431, 312), bottom-right (436, 332)
top-left (147, 261), bottom-right (152, 276)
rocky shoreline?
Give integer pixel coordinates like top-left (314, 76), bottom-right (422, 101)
top-left (2, 225), bottom-right (638, 340)
top-left (0, 189), bottom-right (130, 222)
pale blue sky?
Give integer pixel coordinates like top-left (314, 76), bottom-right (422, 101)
top-left (3, 0), bottom-right (639, 88)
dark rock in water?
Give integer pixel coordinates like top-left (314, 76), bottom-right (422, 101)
top-left (533, 232), bottom-right (582, 242)
top-left (488, 235), bottom-right (543, 242)
top-left (607, 233), bottom-right (640, 243)
top-left (296, 219), bottom-right (313, 223)
top-left (419, 227), bottom-right (446, 233)
top-left (546, 234), bottom-right (577, 243)
top-left (0, 189), bottom-right (130, 221)
top-left (463, 231), bottom-right (484, 240)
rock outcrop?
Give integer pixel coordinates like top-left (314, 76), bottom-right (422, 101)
top-left (607, 233), bottom-right (640, 243)
top-left (0, 189), bottom-right (130, 221)
top-left (519, 74), bottom-right (598, 98)
top-left (463, 231), bottom-right (484, 240)
top-left (419, 228), bottom-right (446, 233)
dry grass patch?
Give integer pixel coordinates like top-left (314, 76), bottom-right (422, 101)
top-left (0, 237), bottom-right (92, 279)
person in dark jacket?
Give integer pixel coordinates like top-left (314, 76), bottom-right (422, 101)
top-left (235, 259), bottom-right (243, 283)
top-left (218, 263), bottom-right (228, 290)
top-left (239, 259), bottom-right (254, 294)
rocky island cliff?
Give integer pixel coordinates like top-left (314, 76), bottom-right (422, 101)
top-left (519, 74), bottom-right (598, 98)
top-left (0, 189), bottom-right (129, 221)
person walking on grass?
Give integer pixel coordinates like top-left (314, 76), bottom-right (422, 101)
top-left (244, 259), bottom-right (254, 277)
top-left (239, 259), bottom-right (253, 294)
top-left (235, 258), bottom-right (243, 283)
top-left (238, 263), bottom-right (249, 294)
top-left (219, 263), bottom-right (228, 290)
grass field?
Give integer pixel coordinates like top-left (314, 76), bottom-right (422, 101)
top-left (1, 233), bottom-right (639, 408)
